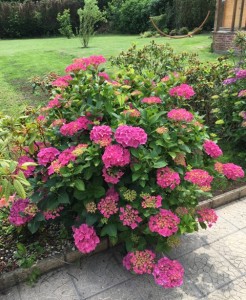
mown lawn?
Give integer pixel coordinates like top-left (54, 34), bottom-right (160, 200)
top-left (0, 34), bottom-right (220, 115)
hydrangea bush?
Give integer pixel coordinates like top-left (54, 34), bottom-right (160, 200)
top-left (5, 55), bottom-right (245, 288)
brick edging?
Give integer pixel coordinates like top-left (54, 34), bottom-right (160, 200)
top-left (1, 185), bottom-right (246, 292)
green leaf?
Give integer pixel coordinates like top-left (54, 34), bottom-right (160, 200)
top-left (75, 179), bottom-right (85, 191)
top-left (93, 186), bottom-right (105, 198)
top-left (17, 243), bottom-right (27, 256)
top-left (58, 191), bottom-right (70, 204)
top-left (215, 119), bottom-right (224, 125)
top-left (28, 221), bottom-right (40, 234)
top-left (101, 223), bottom-right (117, 237)
top-left (153, 160), bottom-right (167, 168)
top-left (86, 214), bottom-right (98, 226)
top-left (13, 179), bottom-right (26, 198)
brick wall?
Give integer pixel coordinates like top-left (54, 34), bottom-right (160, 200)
top-left (212, 31), bottom-right (238, 53)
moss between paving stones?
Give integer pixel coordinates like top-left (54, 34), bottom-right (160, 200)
top-left (1, 185), bottom-right (246, 292)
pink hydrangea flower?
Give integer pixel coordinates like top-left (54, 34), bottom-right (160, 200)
top-left (157, 167), bottom-right (180, 190)
top-left (43, 207), bottom-right (64, 220)
top-left (9, 198), bottom-right (34, 226)
top-left (122, 109), bottom-right (141, 118)
top-left (58, 147), bottom-right (76, 166)
top-left (115, 125), bottom-right (147, 148)
top-left (221, 163), bottom-right (244, 180)
top-left (169, 83), bottom-right (195, 99)
top-left (73, 224), bottom-right (100, 254)
top-left (184, 169), bottom-right (213, 189)
top-left (236, 69), bottom-right (246, 79)
top-left (119, 205), bottom-right (142, 229)
top-left (98, 72), bottom-right (110, 81)
top-left (161, 76), bottom-right (170, 82)
top-left (65, 55), bottom-right (106, 73)
top-left (149, 209), bottom-right (180, 237)
top-left (90, 125), bottom-right (113, 147)
top-left (37, 115), bottom-right (45, 122)
top-left (167, 108), bottom-right (194, 122)
top-left (123, 250), bottom-right (156, 274)
top-left (51, 118), bottom-right (66, 127)
top-left (52, 75), bottom-right (72, 87)
top-left (97, 188), bottom-right (119, 218)
top-left (238, 90), bottom-right (246, 97)
top-left (141, 96), bottom-right (162, 104)
top-left (17, 156), bottom-right (35, 177)
top-left (141, 195), bottom-right (163, 209)
top-left (102, 144), bottom-right (130, 169)
top-left (102, 167), bottom-right (124, 184)
top-left (60, 117), bottom-right (90, 136)
top-left (152, 257), bottom-right (184, 288)
top-left (48, 160), bottom-right (62, 175)
top-left (203, 140), bottom-right (223, 158)
top-left (37, 147), bottom-right (60, 166)
top-left (47, 95), bottom-right (62, 109)
top-left (197, 208), bottom-right (218, 227)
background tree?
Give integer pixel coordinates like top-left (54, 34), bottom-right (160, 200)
top-left (57, 9), bottom-right (74, 38)
top-left (77, 0), bottom-right (106, 48)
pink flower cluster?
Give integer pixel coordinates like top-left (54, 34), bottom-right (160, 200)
top-left (119, 205), bottom-right (142, 229)
top-left (52, 75), bottom-right (72, 87)
top-left (197, 208), bottom-right (218, 227)
top-left (73, 224), bottom-right (100, 254)
top-left (167, 108), bottom-right (194, 122)
top-left (90, 125), bottom-right (112, 147)
top-left (102, 144), bottom-right (130, 168)
top-left (157, 167), bottom-right (180, 190)
top-left (221, 163), bottom-right (244, 180)
top-left (169, 83), bottom-right (195, 99)
top-left (47, 95), bottom-right (62, 109)
top-left (141, 96), bottom-right (162, 104)
top-left (102, 167), bottom-right (124, 184)
top-left (18, 155), bottom-right (35, 177)
top-left (149, 209), bottom-right (180, 237)
top-left (98, 188), bottom-right (119, 218)
top-left (203, 140), bottom-right (223, 158)
top-left (65, 55), bottom-right (106, 73)
top-left (152, 257), bottom-right (184, 288)
top-left (98, 72), bottom-right (110, 81)
top-left (238, 90), bottom-right (246, 97)
top-left (122, 109), bottom-right (141, 118)
top-left (9, 198), bottom-right (34, 226)
top-left (141, 195), bottom-right (162, 209)
top-left (115, 125), bottom-right (147, 148)
top-left (60, 116), bottom-right (90, 136)
top-left (37, 147), bottom-right (60, 166)
top-left (43, 207), bottom-right (64, 220)
top-left (184, 169), bottom-right (213, 188)
top-left (236, 69), bottom-right (246, 79)
top-left (51, 118), bottom-right (66, 127)
top-left (123, 250), bottom-right (156, 274)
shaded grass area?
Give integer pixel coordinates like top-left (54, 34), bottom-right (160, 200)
top-left (0, 34), bottom-right (220, 115)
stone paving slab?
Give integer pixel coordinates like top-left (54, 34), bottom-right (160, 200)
top-left (67, 249), bottom-right (132, 299)
top-left (88, 275), bottom-right (202, 300)
top-left (210, 231), bottom-right (246, 275)
top-left (178, 245), bottom-right (240, 296)
top-left (202, 275), bottom-right (246, 300)
top-left (17, 268), bottom-right (79, 300)
top-left (216, 198), bottom-right (246, 229)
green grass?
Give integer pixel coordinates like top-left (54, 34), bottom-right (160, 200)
top-left (0, 34), bottom-right (220, 115)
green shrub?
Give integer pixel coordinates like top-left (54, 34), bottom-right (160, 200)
top-left (57, 9), bottom-right (74, 38)
top-left (169, 29), bottom-right (178, 36)
top-left (109, 41), bottom-right (199, 80)
top-left (178, 27), bottom-right (189, 35)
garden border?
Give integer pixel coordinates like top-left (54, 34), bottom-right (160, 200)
top-left (1, 185), bottom-right (246, 292)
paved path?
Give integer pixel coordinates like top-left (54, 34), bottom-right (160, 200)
top-left (1, 198), bottom-right (246, 300)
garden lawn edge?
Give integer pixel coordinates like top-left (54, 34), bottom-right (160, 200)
top-left (1, 185), bottom-right (246, 292)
